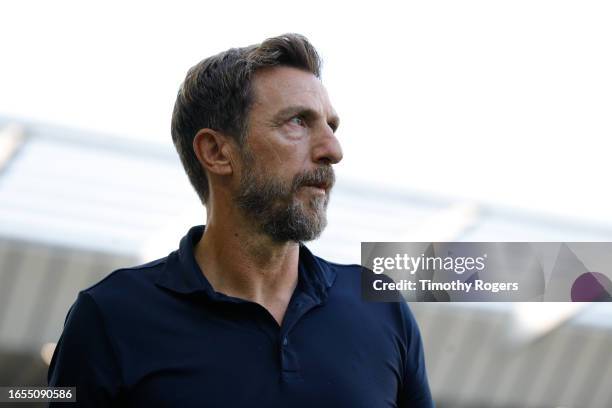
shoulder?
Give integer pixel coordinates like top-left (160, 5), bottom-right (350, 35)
top-left (312, 255), bottom-right (424, 362)
top-left (314, 254), bottom-right (404, 300)
top-left (312, 255), bottom-right (362, 279)
top-left (80, 255), bottom-right (169, 308)
top-left (312, 254), bottom-right (415, 322)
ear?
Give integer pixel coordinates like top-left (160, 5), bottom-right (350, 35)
top-left (193, 128), bottom-right (234, 176)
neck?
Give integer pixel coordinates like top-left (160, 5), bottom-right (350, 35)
top-left (194, 204), bottom-right (300, 323)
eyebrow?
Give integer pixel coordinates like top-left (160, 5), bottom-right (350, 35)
top-left (272, 105), bottom-right (340, 131)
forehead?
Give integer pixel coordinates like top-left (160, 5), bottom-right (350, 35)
top-left (250, 66), bottom-right (336, 117)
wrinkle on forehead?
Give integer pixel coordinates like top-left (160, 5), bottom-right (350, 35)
top-left (251, 66), bottom-right (337, 121)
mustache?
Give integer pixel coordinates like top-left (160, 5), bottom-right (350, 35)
top-left (292, 166), bottom-right (335, 192)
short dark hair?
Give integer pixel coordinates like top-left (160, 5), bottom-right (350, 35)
top-left (171, 33), bottom-right (322, 205)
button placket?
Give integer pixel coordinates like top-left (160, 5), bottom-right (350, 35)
top-left (279, 335), bottom-right (301, 380)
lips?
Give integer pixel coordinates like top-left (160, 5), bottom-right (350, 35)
top-left (294, 166), bottom-right (335, 193)
top-left (302, 180), bottom-right (333, 193)
top-left (305, 182), bottom-right (329, 190)
top-left (301, 185), bottom-right (325, 195)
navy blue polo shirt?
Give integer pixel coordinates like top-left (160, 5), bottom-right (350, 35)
top-left (48, 225), bottom-right (434, 407)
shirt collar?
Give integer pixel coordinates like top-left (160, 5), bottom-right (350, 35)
top-left (154, 225), bottom-right (336, 303)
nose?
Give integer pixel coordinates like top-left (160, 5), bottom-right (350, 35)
top-left (312, 124), bottom-right (343, 165)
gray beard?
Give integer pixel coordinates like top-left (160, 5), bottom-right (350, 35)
top-left (234, 153), bottom-right (333, 243)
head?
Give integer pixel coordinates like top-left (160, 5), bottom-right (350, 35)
top-left (171, 34), bottom-right (342, 243)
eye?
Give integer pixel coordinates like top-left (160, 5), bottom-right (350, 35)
top-left (289, 115), bottom-right (306, 127)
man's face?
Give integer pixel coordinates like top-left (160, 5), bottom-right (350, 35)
top-left (234, 66), bottom-right (343, 243)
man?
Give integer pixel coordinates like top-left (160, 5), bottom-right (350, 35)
top-left (48, 33), bottom-right (434, 407)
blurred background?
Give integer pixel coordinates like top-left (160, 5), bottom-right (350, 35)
top-left (1, 1), bottom-right (611, 407)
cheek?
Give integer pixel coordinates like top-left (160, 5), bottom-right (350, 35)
top-left (269, 149), bottom-right (303, 170)
top-left (247, 140), bottom-right (310, 183)
top-left (262, 155), bottom-right (303, 182)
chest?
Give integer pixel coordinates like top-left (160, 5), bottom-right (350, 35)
top-left (118, 301), bottom-right (403, 408)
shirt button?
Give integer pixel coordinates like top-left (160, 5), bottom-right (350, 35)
top-left (282, 337), bottom-right (288, 346)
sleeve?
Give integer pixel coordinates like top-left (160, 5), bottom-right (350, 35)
top-left (47, 291), bottom-right (124, 407)
top-left (397, 301), bottom-right (435, 408)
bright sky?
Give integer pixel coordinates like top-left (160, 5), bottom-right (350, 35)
top-left (2, 0), bottom-right (611, 224)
